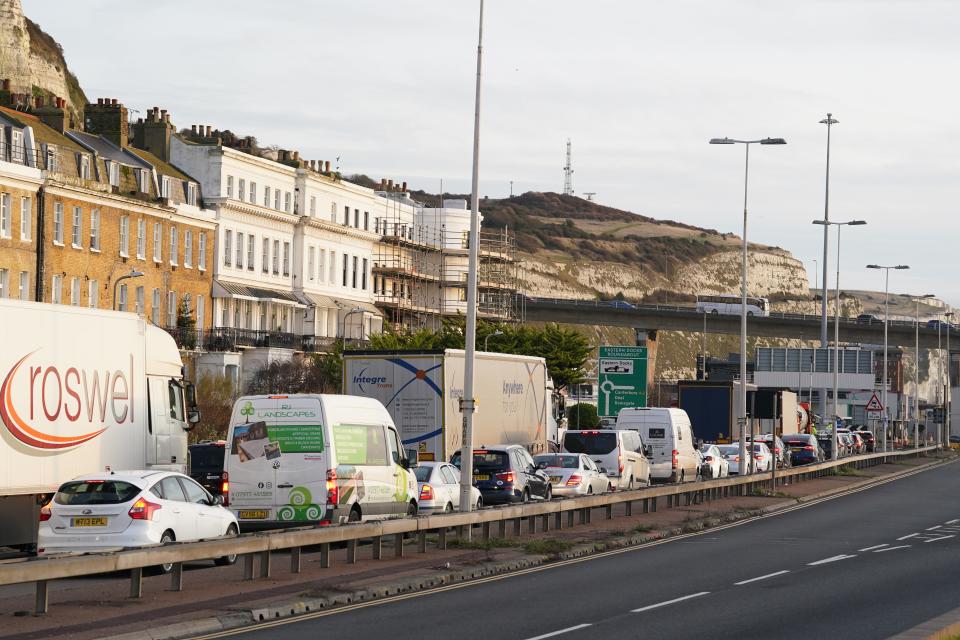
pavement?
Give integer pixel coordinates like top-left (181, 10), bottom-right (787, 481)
top-left (0, 455), bottom-right (949, 640)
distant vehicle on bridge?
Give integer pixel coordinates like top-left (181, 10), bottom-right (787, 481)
top-left (696, 294), bottom-right (769, 317)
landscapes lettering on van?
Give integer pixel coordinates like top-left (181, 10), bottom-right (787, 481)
top-left (0, 350), bottom-right (134, 450)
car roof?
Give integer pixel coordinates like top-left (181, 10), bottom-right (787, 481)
top-left (66, 470), bottom-right (177, 484)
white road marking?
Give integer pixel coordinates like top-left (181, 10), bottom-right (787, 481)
top-left (524, 624), bottom-right (593, 640)
top-left (924, 535), bottom-right (955, 543)
top-left (927, 525), bottom-right (942, 530)
top-left (632, 592), bottom-right (710, 613)
top-left (734, 570), bottom-right (790, 585)
top-left (875, 545), bottom-right (911, 552)
top-left (807, 554), bottom-right (856, 566)
top-left (859, 544), bottom-right (888, 552)
top-left (946, 519), bottom-right (959, 525)
top-left (897, 533), bottom-right (919, 541)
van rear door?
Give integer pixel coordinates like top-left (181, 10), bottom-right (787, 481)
top-left (642, 424), bottom-right (673, 480)
top-left (270, 397), bottom-right (327, 523)
top-left (226, 397), bottom-right (279, 524)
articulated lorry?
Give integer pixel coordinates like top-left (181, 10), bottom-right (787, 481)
top-left (343, 350), bottom-right (564, 461)
top-left (0, 300), bottom-right (199, 552)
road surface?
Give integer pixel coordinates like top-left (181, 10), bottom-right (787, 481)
top-left (200, 459), bottom-right (960, 640)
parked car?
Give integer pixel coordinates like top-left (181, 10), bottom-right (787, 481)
top-left (606, 300), bottom-right (636, 310)
top-left (414, 461), bottom-right (483, 513)
top-left (188, 441), bottom-right (227, 496)
top-left (733, 442), bottom-right (774, 472)
top-left (837, 431), bottom-right (857, 456)
top-left (781, 434), bottom-right (824, 466)
top-left (452, 445), bottom-right (552, 505)
top-left (698, 444), bottom-right (730, 479)
top-left (38, 471), bottom-right (238, 572)
top-left (927, 319), bottom-right (954, 330)
top-left (561, 429), bottom-right (652, 489)
top-left (615, 408), bottom-right (700, 483)
top-left (848, 432), bottom-right (867, 455)
top-left (534, 453), bottom-right (612, 496)
top-left (717, 444), bottom-right (745, 475)
top-left (751, 434), bottom-right (791, 469)
top-left (857, 314), bottom-right (879, 324)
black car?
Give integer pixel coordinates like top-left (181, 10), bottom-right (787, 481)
top-left (855, 430), bottom-right (877, 452)
top-left (188, 441), bottom-right (226, 495)
top-left (815, 434), bottom-right (835, 460)
top-left (452, 444), bottom-right (551, 505)
top-left (782, 434), bottom-right (824, 466)
top-left (857, 314), bottom-right (879, 324)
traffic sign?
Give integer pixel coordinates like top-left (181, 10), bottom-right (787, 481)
top-left (598, 345), bottom-right (648, 418)
top-left (865, 393), bottom-right (883, 412)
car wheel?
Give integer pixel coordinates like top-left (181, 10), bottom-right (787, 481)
top-left (407, 501), bottom-right (418, 517)
top-left (521, 489), bottom-right (530, 504)
top-left (607, 483), bottom-right (614, 493)
top-left (587, 485), bottom-right (593, 495)
top-left (444, 502), bottom-right (454, 513)
top-left (475, 497), bottom-right (483, 510)
top-left (149, 531), bottom-right (176, 575)
top-left (647, 474), bottom-right (653, 486)
top-left (711, 310), bottom-right (719, 315)
top-left (545, 485), bottom-right (553, 501)
top-left (629, 476), bottom-right (635, 490)
top-left (348, 505), bottom-right (362, 523)
top-left (214, 525), bottom-right (238, 566)
top-left (680, 470), bottom-right (685, 483)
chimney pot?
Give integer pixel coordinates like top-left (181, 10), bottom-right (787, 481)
top-left (164, 114), bottom-right (170, 123)
top-left (206, 125), bottom-right (212, 137)
top-left (97, 98), bottom-right (104, 105)
top-left (402, 181), bottom-right (407, 192)
top-left (325, 160), bottom-right (331, 172)
top-left (292, 150), bottom-right (299, 160)
top-left (34, 96), bottom-right (43, 108)
top-left (191, 125), bottom-right (197, 134)
top-left (137, 117), bottom-right (143, 124)
top-left (111, 98), bottom-right (118, 106)
top-left (1, 79), bottom-right (8, 91)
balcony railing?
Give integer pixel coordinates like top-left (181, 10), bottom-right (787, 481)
top-left (164, 327), bottom-right (366, 353)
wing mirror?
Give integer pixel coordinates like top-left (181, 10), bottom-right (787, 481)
top-left (404, 448), bottom-right (419, 469)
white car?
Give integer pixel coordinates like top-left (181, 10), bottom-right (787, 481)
top-left (732, 442), bottom-right (774, 473)
top-left (699, 444), bottom-right (730, 479)
top-left (39, 471), bottom-right (239, 571)
top-left (415, 462), bottom-right (483, 513)
top-left (717, 444), bottom-right (745, 475)
top-left (534, 453), bottom-right (613, 496)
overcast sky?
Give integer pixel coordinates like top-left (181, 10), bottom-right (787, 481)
top-left (23, 0), bottom-right (960, 306)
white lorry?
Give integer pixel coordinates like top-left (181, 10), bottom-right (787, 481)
top-left (0, 300), bottom-right (198, 552)
top-left (343, 350), bottom-right (564, 462)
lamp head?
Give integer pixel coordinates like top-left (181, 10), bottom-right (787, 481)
top-left (709, 137), bottom-right (735, 145)
top-left (760, 137), bottom-right (787, 145)
top-left (895, 265), bottom-right (910, 270)
top-left (847, 220), bottom-right (867, 226)
top-left (812, 220), bottom-right (829, 226)
top-left (866, 264), bottom-right (881, 269)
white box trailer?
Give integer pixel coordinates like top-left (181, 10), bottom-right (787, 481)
top-left (0, 300), bottom-right (198, 552)
top-left (343, 350), bottom-right (557, 462)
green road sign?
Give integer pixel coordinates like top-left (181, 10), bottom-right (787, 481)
top-left (597, 345), bottom-right (648, 418)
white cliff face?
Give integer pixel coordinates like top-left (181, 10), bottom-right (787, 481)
top-left (0, 0), bottom-right (80, 112)
top-left (675, 251), bottom-right (809, 298)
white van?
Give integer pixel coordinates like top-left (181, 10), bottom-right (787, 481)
top-left (223, 394), bottom-right (419, 527)
top-left (561, 429), bottom-right (652, 490)
top-left (615, 408), bottom-right (699, 483)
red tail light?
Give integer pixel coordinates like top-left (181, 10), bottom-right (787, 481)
top-left (672, 449), bottom-right (679, 469)
top-left (803, 445), bottom-right (815, 451)
top-left (704, 456), bottom-right (714, 462)
top-left (221, 471), bottom-right (230, 507)
top-left (754, 455), bottom-right (762, 461)
top-left (566, 475), bottom-right (582, 487)
top-left (39, 501), bottom-right (52, 522)
top-left (774, 447), bottom-right (781, 454)
top-left (326, 469), bottom-right (339, 506)
top-left (496, 471), bottom-right (515, 484)
top-left (128, 497), bottom-right (162, 520)
top-left (618, 452), bottom-right (624, 474)
top-left (419, 484), bottom-right (434, 500)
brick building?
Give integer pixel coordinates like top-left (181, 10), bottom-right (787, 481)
top-left (0, 95), bottom-right (215, 337)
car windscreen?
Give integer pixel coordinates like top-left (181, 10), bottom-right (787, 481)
top-left (189, 446), bottom-right (225, 472)
top-left (563, 432), bottom-right (617, 455)
top-left (55, 480), bottom-right (141, 505)
top-left (414, 467), bottom-right (433, 482)
top-left (535, 455), bottom-right (578, 469)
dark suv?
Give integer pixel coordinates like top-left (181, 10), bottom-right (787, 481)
top-left (781, 434), bottom-right (824, 466)
top-left (188, 441), bottom-right (226, 495)
top-left (452, 445), bottom-right (551, 505)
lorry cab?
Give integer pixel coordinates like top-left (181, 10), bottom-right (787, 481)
top-left (615, 408), bottom-right (699, 483)
top-left (144, 324), bottom-right (199, 471)
top-left (223, 394), bottom-right (418, 528)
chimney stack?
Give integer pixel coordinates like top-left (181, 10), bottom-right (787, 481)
top-left (402, 181), bottom-right (407, 192)
top-left (84, 98), bottom-right (130, 146)
top-left (35, 95), bottom-right (67, 133)
top-left (206, 125), bottom-right (212, 137)
top-left (132, 105), bottom-right (174, 161)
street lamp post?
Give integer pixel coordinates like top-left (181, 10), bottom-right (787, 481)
top-left (819, 113), bottom-right (839, 426)
top-left (113, 270), bottom-right (144, 312)
top-left (946, 312), bottom-right (954, 446)
top-left (912, 294), bottom-right (935, 449)
top-left (812, 259), bottom-right (819, 315)
top-left (710, 135), bottom-right (786, 474)
top-left (340, 306), bottom-right (364, 342)
top-left (484, 329), bottom-right (503, 351)
top-left (812, 218), bottom-right (866, 460)
top-left (867, 264), bottom-right (909, 451)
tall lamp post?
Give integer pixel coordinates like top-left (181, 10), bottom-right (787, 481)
top-left (484, 329), bottom-right (503, 351)
top-left (340, 306), bottom-right (364, 342)
top-left (113, 270), bottom-right (144, 311)
top-left (819, 113), bottom-right (839, 425)
top-left (946, 311), bottom-right (954, 446)
top-left (912, 294), bottom-right (935, 448)
top-left (812, 218), bottom-right (866, 460)
top-left (709, 135), bottom-right (786, 473)
top-left (867, 264), bottom-right (909, 451)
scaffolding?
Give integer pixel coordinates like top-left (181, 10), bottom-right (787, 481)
top-left (373, 200), bottom-right (518, 331)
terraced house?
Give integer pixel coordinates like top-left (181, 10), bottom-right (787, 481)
top-left (0, 96), bottom-right (215, 339)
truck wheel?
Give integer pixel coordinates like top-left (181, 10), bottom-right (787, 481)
top-left (521, 489), bottom-right (530, 504)
top-left (444, 502), bottom-right (454, 513)
top-left (348, 505), bottom-right (361, 523)
top-left (407, 501), bottom-right (418, 517)
top-left (214, 525), bottom-right (238, 566)
top-left (628, 476), bottom-right (636, 490)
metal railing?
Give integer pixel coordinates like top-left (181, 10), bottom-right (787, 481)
top-left (0, 446), bottom-right (937, 614)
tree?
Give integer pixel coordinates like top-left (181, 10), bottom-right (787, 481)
top-left (177, 298), bottom-right (197, 349)
top-left (245, 353), bottom-right (342, 396)
top-left (566, 403), bottom-right (600, 429)
top-left (191, 372), bottom-right (235, 443)
top-left (530, 323), bottom-right (592, 390)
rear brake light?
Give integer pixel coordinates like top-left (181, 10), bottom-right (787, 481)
top-left (803, 445), bottom-right (814, 451)
top-left (496, 471), bottom-right (515, 483)
top-left (704, 456), bottom-right (713, 462)
top-left (419, 484), bottom-right (434, 500)
top-left (268, 395), bottom-right (288, 399)
top-left (566, 475), bottom-right (581, 486)
top-left (618, 452), bottom-right (624, 474)
top-left (39, 501), bottom-right (52, 522)
top-left (475, 450), bottom-right (488, 454)
top-left (672, 449), bottom-right (679, 469)
top-left (221, 471), bottom-right (230, 506)
top-left (754, 455), bottom-right (762, 461)
top-left (326, 469), bottom-right (338, 506)
top-left (128, 497), bottom-right (162, 520)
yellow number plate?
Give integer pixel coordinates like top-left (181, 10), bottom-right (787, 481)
top-left (550, 476), bottom-right (562, 483)
top-left (473, 474), bottom-right (490, 481)
top-left (71, 517), bottom-right (107, 527)
top-left (238, 510), bottom-right (269, 520)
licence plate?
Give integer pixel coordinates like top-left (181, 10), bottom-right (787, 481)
top-left (238, 510), bottom-right (269, 520)
top-left (71, 517), bottom-right (107, 527)
top-left (474, 474), bottom-right (490, 481)
top-left (550, 476), bottom-right (562, 483)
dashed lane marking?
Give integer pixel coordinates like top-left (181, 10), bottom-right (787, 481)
top-left (734, 570), bottom-right (790, 586)
top-left (524, 624), bottom-right (592, 640)
top-left (924, 535), bottom-right (955, 543)
top-left (632, 592), bottom-right (710, 613)
top-left (859, 544), bottom-right (888, 552)
top-left (808, 554), bottom-right (856, 566)
top-left (875, 545), bottom-right (911, 553)
top-left (927, 525), bottom-right (942, 530)
top-left (946, 519), bottom-right (959, 525)
top-left (898, 533), bottom-right (919, 541)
